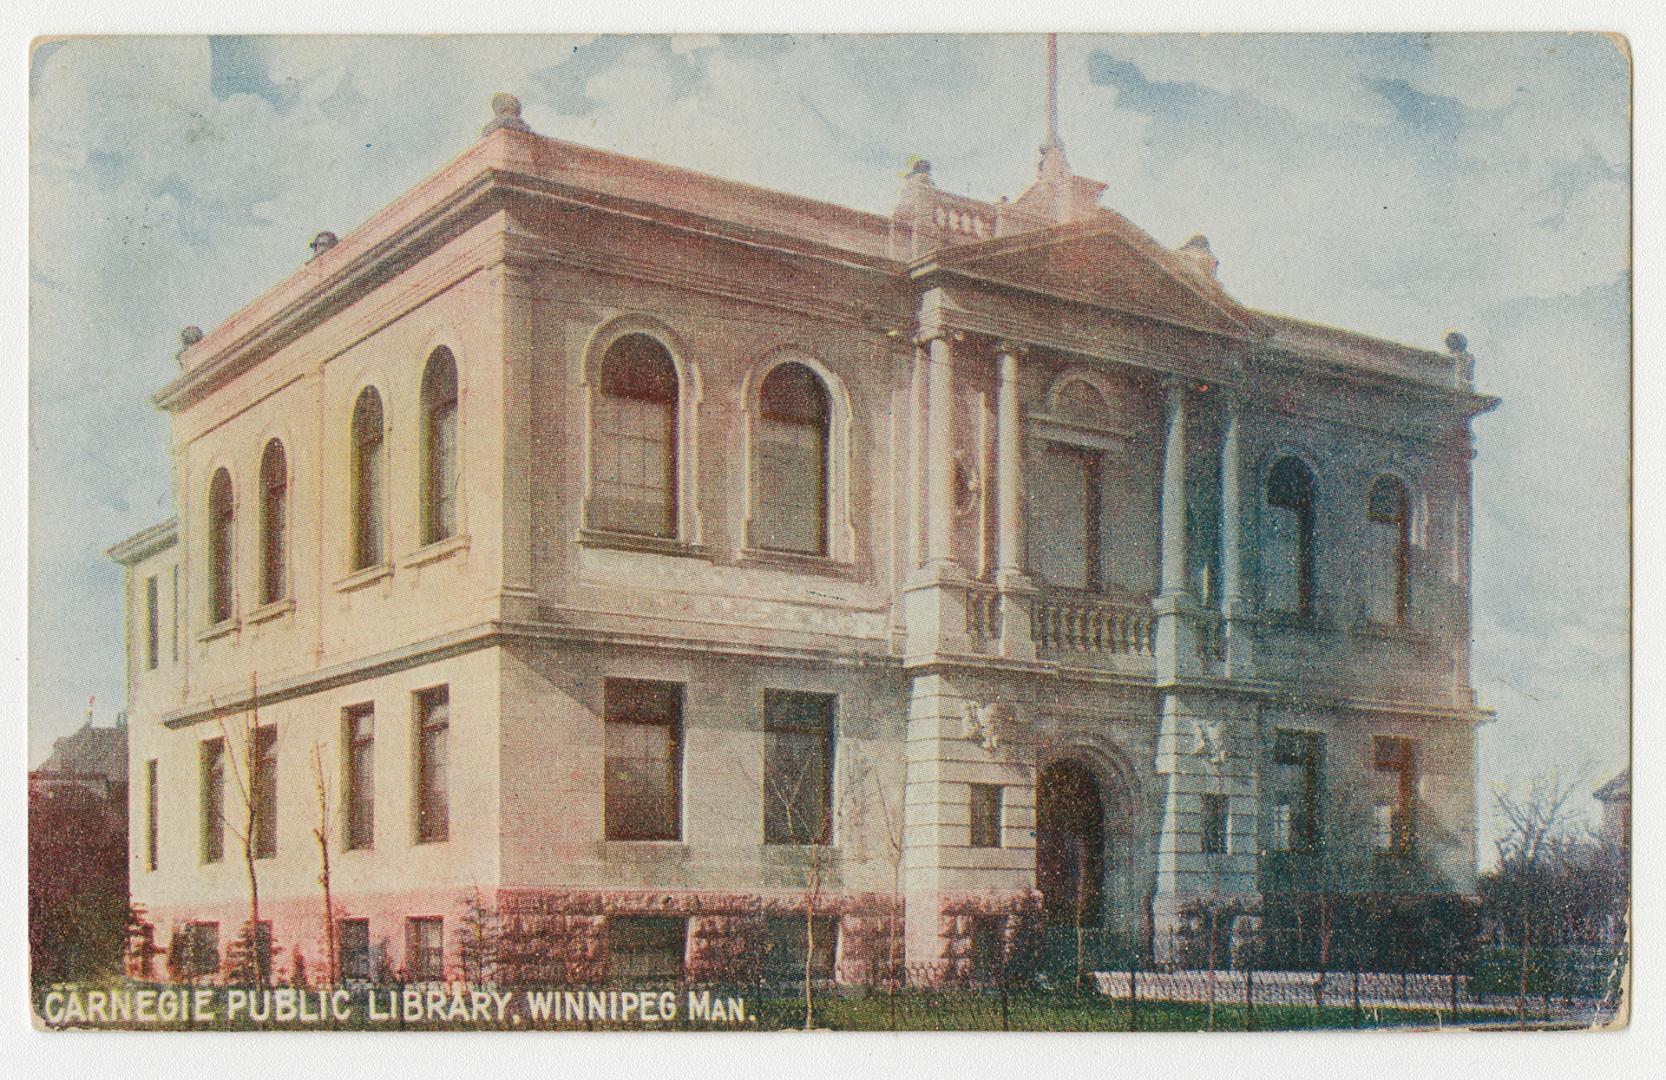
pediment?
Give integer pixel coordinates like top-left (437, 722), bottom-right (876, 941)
top-left (914, 214), bottom-right (1256, 339)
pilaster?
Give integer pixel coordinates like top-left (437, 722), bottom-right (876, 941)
top-left (498, 258), bottom-right (539, 622)
top-left (1150, 692), bottom-right (1261, 964)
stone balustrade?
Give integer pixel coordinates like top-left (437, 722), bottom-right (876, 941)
top-left (1031, 595), bottom-right (1155, 657)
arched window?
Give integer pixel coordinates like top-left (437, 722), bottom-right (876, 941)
top-left (421, 348), bottom-right (459, 545)
top-left (207, 468), bottom-right (235, 624)
top-left (1265, 457), bottom-right (1316, 617)
top-left (751, 362), bottom-right (831, 555)
top-left (350, 387), bottom-right (386, 571)
top-left (1367, 476), bottom-right (1410, 623)
top-left (590, 334), bottom-right (678, 538)
top-left (258, 440), bottom-right (288, 604)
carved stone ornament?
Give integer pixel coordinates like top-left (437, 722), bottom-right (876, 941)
top-left (961, 700), bottom-right (1017, 752)
top-left (1188, 715), bottom-right (1234, 763)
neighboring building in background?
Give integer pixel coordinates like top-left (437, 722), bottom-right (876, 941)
top-left (1593, 768), bottom-right (1631, 946)
top-left (109, 82), bottom-right (1495, 986)
top-left (1594, 769), bottom-right (1630, 855)
top-left (29, 713), bottom-right (130, 983)
top-left (30, 712), bottom-right (129, 805)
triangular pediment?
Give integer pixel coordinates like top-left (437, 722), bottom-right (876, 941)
top-left (914, 214), bottom-right (1256, 339)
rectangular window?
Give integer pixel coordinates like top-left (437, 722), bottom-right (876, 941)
top-left (604, 679), bottom-right (682, 841)
top-left (252, 726), bottom-right (277, 859)
top-left (429, 398), bottom-right (458, 542)
top-left (200, 738), bottom-right (225, 863)
top-left (246, 920), bottom-right (273, 983)
top-left (592, 394), bottom-right (677, 537)
top-left (970, 916), bottom-right (1005, 981)
top-left (1272, 729), bottom-right (1323, 852)
top-left (187, 922), bottom-right (220, 977)
top-left (1265, 503), bottom-right (1304, 614)
top-left (406, 917), bottom-right (445, 982)
top-left (969, 783), bottom-right (1004, 849)
top-left (751, 411), bottom-right (828, 555)
top-left (170, 566), bottom-right (179, 663)
top-left (1200, 792), bottom-right (1228, 855)
top-left (607, 916), bottom-right (686, 984)
top-left (762, 915), bottom-right (837, 983)
top-left (338, 918), bottom-right (371, 983)
top-left (145, 759), bottom-right (159, 872)
top-left (144, 575), bottom-right (159, 671)
top-left (1032, 444), bottom-right (1102, 590)
top-left (344, 705), bottom-right (375, 850)
top-left (763, 689), bottom-right (834, 845)
top-left (415, 687), bottom-right (449, 844)
top-left (1373, 736), bottom-right (1416, 856)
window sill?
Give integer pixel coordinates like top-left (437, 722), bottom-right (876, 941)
top-left (577, 528), bottom-right (710, 560)
top-left (1351, 620), bottom-right (1431, 646)
top-left (196, 618), bottom-right (239, 643)
top-left (736, 547), bottom-right (855, 577)
top-left (401, 533), bottom-right (470, 570)
top-left (245, 597), bottom-right (295, 626)
top-left (603, 838), bottom-right (688, 849)
top-left (333, 562), bottom-right (393, 594)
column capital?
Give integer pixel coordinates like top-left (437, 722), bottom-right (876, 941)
top-left (993, 340), bottom-right (1031, 359)
top-left (913, 326), bottom-right (966, 348)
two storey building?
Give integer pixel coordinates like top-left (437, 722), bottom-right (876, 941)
top-left (112, 92), bottom-right (1495, 985)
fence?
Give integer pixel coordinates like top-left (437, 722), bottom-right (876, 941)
top-left (1091, 965), bottom-right (1624, 1030)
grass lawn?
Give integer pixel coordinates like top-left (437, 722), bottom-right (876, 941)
top-left (747, 991), bottom-right (1515, 1032)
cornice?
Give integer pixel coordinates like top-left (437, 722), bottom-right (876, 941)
top-left (156, 171), bottom-right (506, 412)
top-left (106, 518), bottom-right (178, 566)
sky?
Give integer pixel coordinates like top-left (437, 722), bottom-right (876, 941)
top-left (26, 33), bottom-right (1631, 859)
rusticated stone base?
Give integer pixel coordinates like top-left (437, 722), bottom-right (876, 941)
top-left (495, 888), bottom-right (901, 985)
top-left (910, 890), bottom-right (1043, 987)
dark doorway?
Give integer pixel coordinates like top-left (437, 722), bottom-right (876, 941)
top-left (1036, 760), bottom-right (1105, 928)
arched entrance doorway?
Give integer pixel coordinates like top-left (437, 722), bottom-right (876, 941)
top-left (1036, 760), bottom-right (1105, 928)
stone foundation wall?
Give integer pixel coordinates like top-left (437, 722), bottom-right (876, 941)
top-left (495, 888), bottom-right (902, 985)
top-left (914, 890), bottom-right (1043, 986)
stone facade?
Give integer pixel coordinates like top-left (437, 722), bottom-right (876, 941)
top-left (111, 94), bottom-right (1495, 986)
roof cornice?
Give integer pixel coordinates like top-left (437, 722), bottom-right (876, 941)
top-left (106, 518), bottom-right (177, 566)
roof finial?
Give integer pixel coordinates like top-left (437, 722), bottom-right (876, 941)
top-left (1044, 33), bottom-right (1062, 152)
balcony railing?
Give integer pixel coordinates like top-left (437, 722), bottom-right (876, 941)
top-left (965, 587), bottom-right (1003, 646)
top-left (1195, 609), bottom-right (1226, 667)
top-left (1031, 596), bottom-right (1155, 657)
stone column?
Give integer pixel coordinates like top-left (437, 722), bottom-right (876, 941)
top-left (1159, 377), bottom-right (1189, 599)
top-left (924, 332), bottom-right (956, 574)
top-left (909, 343), bottom-right (929, 570)
top-left (1154, 376), bottom-right (1198, 679)
top-left (1218, 391), bottom-right (1254, 677)
top-left (903, 320), bottom-right (969, 657)
top-left (993, 343), bottom-right (1036, 660)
